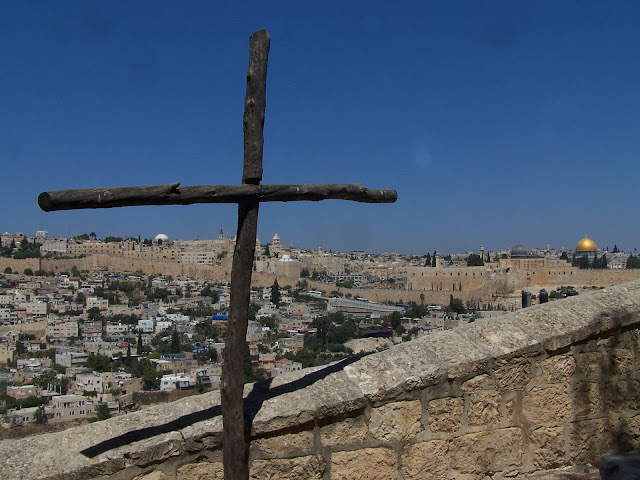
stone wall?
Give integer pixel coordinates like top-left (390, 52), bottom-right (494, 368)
top-left (5, 280), bottom-right (640, 479)
top-left (0, 257), bottom-right (41, 273)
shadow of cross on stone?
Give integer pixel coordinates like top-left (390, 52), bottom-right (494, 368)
top-left (37, 29), bottom-right (397, 480)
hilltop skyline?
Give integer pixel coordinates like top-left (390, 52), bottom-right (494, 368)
top-left (3, 228), bottom-right (633, 258)
top-left (1, 2), bottom-right (639, 253)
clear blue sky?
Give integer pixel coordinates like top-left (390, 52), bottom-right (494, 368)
top-left (1, 2), bottom-right (639, 254)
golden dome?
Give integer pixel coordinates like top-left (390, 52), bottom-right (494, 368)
top-left (576, 236), bottom-right (597, 252)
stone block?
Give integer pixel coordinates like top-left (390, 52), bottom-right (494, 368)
top-left (369, 400), bottom-right (423, 442)
top-left (538, 354), bottom-right (576, 384)
top-left (331, 448), bottom-right (396, 480)
top-left (251, 369), bottom-right (366, 435)
top-left (608, 349), bottom-right (634, 377)
top-left (250, 454), bottom-right (325, 480)
top-left (135, 471), bottom-right (168, 480)
top-left (252, 430), bottom-right (314, 456)
top-left (529, 426), bottom-right (565, 470)
top-left (177, 461), bottom-right (224, 480)
top-left (523, 385), bottom-right (572, 425)
top-left (505, 397), bottom-right (517, 425)
top-left (343, 341), bottom-right (445, 401)
top-left (619, 414), bottom-right (640, 451)
top-left (467, 391), bottom-right (501, 426)
top-left (569, 418), bottom-right (615, 465)
top-left (458, 318), bottom-right (543, 360)
top-left (422, 329), bottom-right (491, 379)
top-left (400, 440), bottom-right (449, 480)
top-left (507, 300), bottom-right (589, 352)
top-left (451, 428), bottom-right (522, 475)
top-left (118, 435), bottom-right (184, 468)
top-left (620, 328), bottom-right (640, 354)
top-left (576, 351), bottom-right (604, 380)
top-left (428, 397), bottom-right (464, 433)
top-left (573, 382), bottom-right (603, 417)
top-left (494, 358), bottom-right (533, 391)
top-left (461, 373), bottom-right (495, 392)
top-left (605, 380), bottom-right (640, 413)
top-left (320, 416), bottom-right (368, 448)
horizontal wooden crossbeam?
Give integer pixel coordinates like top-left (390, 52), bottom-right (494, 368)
top-left (38, 182), bottom-right (397, 212)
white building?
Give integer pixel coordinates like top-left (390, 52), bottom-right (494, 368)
top-left (23, 302), bottom-right (48, 317)
top-left (46, 320), bottom-right (79, 340)
top-left (86, 297), bottom-right (109, 311)
top-left (137, 319), bottom-right (155, 333)
top-left (0, 308), bottom-right (18, 324)
top-left (55, 349), bottom-right (88, 368)
top-left (105, 323), bottom-right (128, 336)
top-left (75, 372), bottom-right (103, 394)
top-left (48, 394), bottom-right (94, 423)
top-left (160, 374), bottom-right (193, 391)
top-left (155, 320), bottom-right (173, 333)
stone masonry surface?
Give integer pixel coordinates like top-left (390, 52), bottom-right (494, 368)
top-left (4, 280), bottom-right (640, 479)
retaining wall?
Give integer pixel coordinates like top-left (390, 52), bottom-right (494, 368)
top-left (5, 280), bottom-right (640, 479)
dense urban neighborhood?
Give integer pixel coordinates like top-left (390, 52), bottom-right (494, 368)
top-left (2, 230), bottom-right (640, 434)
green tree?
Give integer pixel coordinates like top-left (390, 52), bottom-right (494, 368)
top-left (95, 403), bottom-right (111, 421)
top-left (388, 311), bottom-right (405, 335)
top-left (195, 346), bottom-right (219, 363)
top-left (75, 292), bottom-right (86, 304)
top-left (24, 268), bottom-right (34, 276)
top-left (627, 255), bottom-right (640, 269)
top-left (137, 331), bottom-right (143, 355)
top-left (577, 254), bottom-right (590, 269)
top-left (86, 353), bottom-right (114, 372)
top-left (87, 307), bottom-right (103, 322)
top-left (270, 279), bottom-right (281, 307)
top-left (170, 329), bottom-right (182, 353)
top-left (33, 405), bottom-right (47, 424)
top-left (450, 298), bottom-right (465, 314)
top-left (200, 284), bottom-right (220, 303)
top-left (3, 267), bottom-right (11, 274)
top-left (15, 339), bottom-right (25, 356)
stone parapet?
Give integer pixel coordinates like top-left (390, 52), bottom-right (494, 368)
top-left (4, 280), bottom-right (640, 479)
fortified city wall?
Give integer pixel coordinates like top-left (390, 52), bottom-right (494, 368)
top-left (5, 279), bottom-right (640, 479)
top-left (406, 265), bottom-right (640, 295)
top-left (3, 255), bottom-right (640, 310)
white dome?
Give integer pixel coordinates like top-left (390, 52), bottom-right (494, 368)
top-left (154, 233), bottom-right (169, 242)
top-left (279, 254), bottom-right (292, 262)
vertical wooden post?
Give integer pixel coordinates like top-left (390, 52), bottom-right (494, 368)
top-left (221, 30), bottom-right (270, 480)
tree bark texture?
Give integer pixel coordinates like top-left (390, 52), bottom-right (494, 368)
top-left (38, 183), bottom-right (397, 211)
top-left (222, 29), bottom-right (269, 480)
top-left (221, 200), bottom-right (258, 480)
top-left (243, 29), bottom-right (270, 185)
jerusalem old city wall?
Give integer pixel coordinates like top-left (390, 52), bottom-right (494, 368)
top-left (5, 279), bottom-right (640, 479)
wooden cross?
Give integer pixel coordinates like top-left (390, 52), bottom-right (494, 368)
top-left (38, 30), bottom-right (397, 480)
